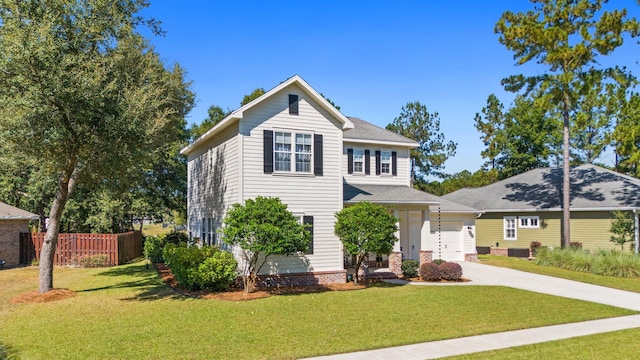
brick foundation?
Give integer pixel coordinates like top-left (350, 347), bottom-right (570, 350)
top-left (388, 251), bottom-right (402, 276)
top-left (419, 250), bottom-right (433, 269)
top-left (465, 253), bottom-right (479, 262)
top-left (256, 269), bottom-right (347, 287)
top-left (490, 248), bottom-right (508, 256)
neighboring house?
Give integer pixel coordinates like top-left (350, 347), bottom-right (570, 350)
top-left (443, 164), bottom-right (640, 254)
top-left (0, 202), bottom-right (38, 266)
top-left (181, 75), bottom-right (478, 284)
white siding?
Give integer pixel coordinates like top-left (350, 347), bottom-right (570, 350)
top-left (342, 142), bottom-right (411, 186)
top-left (187, 123), bottom-right (240, 243)
top-left (240, 83), bottom-right (344, 274)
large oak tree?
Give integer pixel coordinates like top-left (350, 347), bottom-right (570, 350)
top-left (0, 0), bottom-right (194, 292)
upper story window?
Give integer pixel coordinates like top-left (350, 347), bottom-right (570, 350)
top-left (353, 149), bottom-right (364, 173)
top-left (274, 131), bottom-right (312, 173)
top-left (519, 216), bottom-right (539, 228)
top-left (380, 150), bottom-right (391, 174)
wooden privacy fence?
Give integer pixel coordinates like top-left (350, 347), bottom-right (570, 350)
top-left (19, 231), bottom-right (143, 266)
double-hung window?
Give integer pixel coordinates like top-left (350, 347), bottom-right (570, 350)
top-left (504, 216), bottom-right (517, 240)
top-left (295, 134), bottom-right (312, 172)
top-left (274, 131), bottom-right (312, 173)
top-left (274, 132), bottom-right (292, 172)
top-left (353, 149), bottom-right (364, 173)
top-left (381, 150), bottom-right (391, 174)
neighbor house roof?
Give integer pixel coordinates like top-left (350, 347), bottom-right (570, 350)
top-left (0, 202), bottom-right (38, 220)
top-left (343, 117), bottom-right (419, 147)
top-left (344, 183), bottom-right (479, 213)
top-left (181, 75), bottom-right (354, 156)
top-left (443, 164), bottom-right (640, 212)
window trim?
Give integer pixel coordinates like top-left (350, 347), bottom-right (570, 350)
top-left (273, 130), bottom-right (314, 174)
top-left (519, 216), bottom-right (540, 229)
top-left (503, 216), bottom-right (517, 240)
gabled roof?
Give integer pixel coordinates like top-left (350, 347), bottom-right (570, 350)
top-left (343, 117), bottom-right (419, 147)
top-left (181, 75), bottom-right (354, 155)
top-left (0, 202), bottom-right (38, 220)
top-left (344, 183), bottom-right (479, 213)
top-left (443, 164), bottom-right (640, 212)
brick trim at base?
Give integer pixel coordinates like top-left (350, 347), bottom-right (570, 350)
top-left (388, 252), bottom-right (402, 276)
top-left (465, 253), bottom-right (479, 262)
top-left (256, 269), bottom-right (347, 287)
top-left (490, 248), bottom-right (508, 256)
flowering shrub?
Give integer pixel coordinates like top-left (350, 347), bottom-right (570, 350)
top-left (439, 262), bottom-right (463, 281)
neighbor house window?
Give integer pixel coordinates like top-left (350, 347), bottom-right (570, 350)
top-left (519, 216), bottom-right (539, 228)
top-left (353, 149), bottom-right (364, 173)
top-left (504, 216), bottom-right (517, 240)
top-left (274, 131), bottom-right (312, 173)
top-left (381, 150), bottom-right (391, 174)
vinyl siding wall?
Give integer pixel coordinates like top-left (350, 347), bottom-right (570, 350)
top-left (187, 123), bottom-right (240, 242)
top-left (476, 211), bottom-right (632, 251)
top-left (342, 142), bottom-right (411, 186)
top-left (240, 83), bottom-right (344, 274)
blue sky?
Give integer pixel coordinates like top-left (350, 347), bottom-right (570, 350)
top-left (140, 1), bottom-right (640, 175)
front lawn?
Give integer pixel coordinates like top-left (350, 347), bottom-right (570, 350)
top-left (479, 255), bottom-right (640, 293)
top-left (0, 262), bottom-right (635, 359)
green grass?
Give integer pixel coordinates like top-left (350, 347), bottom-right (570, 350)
top-left (0, 262), bottom-right (635, 359)
top-left (446, 328), bottom-right (640, 359)
top-left (479, 255), bottom-right (640, 293)
top-left (141, 223), bottom-right (173, 236)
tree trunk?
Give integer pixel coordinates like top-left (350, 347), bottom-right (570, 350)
top-left (562, 93), bottom-right (571, 249)
top-left (38, 167), bottom-right (77, 293)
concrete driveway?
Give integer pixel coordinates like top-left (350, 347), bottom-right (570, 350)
top-left (307, 261), bottom-right (640, 359)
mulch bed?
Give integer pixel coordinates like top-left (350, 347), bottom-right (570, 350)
top-left (405, 277), bottom-right (471, 283)
top-left (10, 289), bottom-right (76, 304)
top-left (155, 263), bottom-right (367, 301)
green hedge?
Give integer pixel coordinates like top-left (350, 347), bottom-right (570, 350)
top-left (163, 243), bottom-right (238, 291)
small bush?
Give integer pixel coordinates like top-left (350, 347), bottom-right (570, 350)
top-left (163, 243), bottom-right (238, 291)
top-left (164, 230), bottom-right (189, 245)
top-left (570, 241), bottom-right (583, 250)
top-left (79, 255), bottom-right (110, 268)
top-left (420, 262), bottom-right (442, 281)
top-left (144, 235), bottom-right (166, 263)
top-left (401, 259), bottom-right (419, 278)
top-left (439, 262), bottom-right (463, 281)
top-left (432, 258), bottom-right (446, 265)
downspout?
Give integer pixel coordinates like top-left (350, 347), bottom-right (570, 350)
top-left (635, 209), bottom-right (639, 255)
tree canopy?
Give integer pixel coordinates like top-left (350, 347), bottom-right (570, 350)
top-left (386, 101), bottom-right (457, 182)
top-left (0, 0), bottom-right (194, 292)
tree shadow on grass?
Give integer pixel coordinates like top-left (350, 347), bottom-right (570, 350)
top-left (0, 341), bottom-right (18, 360)
top-left (77, 263), bottom-right (189, 301)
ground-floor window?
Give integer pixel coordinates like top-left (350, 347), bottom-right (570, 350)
top-left (504, 216), bottom-right (517, 240)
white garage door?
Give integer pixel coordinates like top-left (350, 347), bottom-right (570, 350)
top-left (431, 221), bottom-right (464, 261)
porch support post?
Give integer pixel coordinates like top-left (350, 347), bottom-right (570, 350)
top-left (419, 208), bottom-right (433, 270)
top-left (389, 210), bottom-right (403, 277)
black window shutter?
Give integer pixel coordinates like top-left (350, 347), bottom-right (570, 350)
top-left (347, 148), bottom-right (353, 174)
top-left (263, 130), bottom-right (273, 174)
top-left (303, 215), bottom-right (314, 255)
top-left (289, 94), bottom-right (299, 115)
top-left (314, 134), bottom-right (323, 176)
top-left (392, 151), bottom-right (397, 176)
top-left (364, 150), bottom-right (370, 175)
top-left (375, 150), bottom-right (381, 175)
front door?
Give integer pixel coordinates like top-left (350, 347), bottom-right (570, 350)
top-left (408, 211), bottom-right (422, 260)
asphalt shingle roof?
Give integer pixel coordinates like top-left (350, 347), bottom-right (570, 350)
top-left (0, 202), bottom-right (38, 220)
top-left (443, 164), bottom-right (640, 211)
top-left (344, 183), bottom-right (479, 212)
top-left (343, 117), bottom-right (418, 145)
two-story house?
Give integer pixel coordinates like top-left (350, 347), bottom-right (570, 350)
top-left (180, 75), bottom-right (478, 285)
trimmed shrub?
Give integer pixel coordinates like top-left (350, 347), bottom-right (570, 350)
top-left (439, 262), bottom-right (463, 281)
top-left (163, 243), bottom-right (238, 291)
top-left (530, 241), bottom-right (541, 255)
top-left (164, 230), bottom-right (189, 245)
top-left (432, 258), bottom-right (446, 265)
top-left (144, 235), bottom-right (166, 263)
top-left (420, 262), bottom-right (442, 281)
top-left (570, 241), bottom-right (583, 250)
top-left (401, 259), bottom-right (420, 278)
